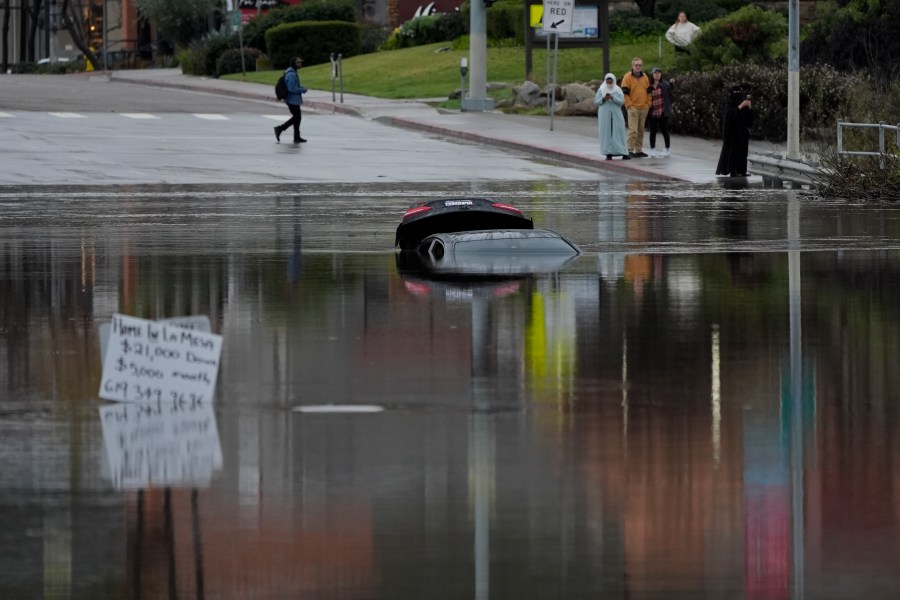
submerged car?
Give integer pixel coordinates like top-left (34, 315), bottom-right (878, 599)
top-left (395, 197), bottom-right (534, 250)
top-left (408, 229), bottom-right (580, 277)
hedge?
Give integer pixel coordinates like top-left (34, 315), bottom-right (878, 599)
top-left (243, 0), bottom-right (356, 53)
top-left (265, 20), bottom-right (361, 69)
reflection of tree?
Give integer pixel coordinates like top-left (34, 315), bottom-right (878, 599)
top-left (0, 237), bottom-right (100, 401)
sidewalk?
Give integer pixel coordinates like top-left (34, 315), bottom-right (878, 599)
top-left (108, 68), bottom-right (782, 185)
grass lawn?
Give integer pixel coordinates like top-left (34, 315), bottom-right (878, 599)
top-left (224, 38), bottom-right (677, 102)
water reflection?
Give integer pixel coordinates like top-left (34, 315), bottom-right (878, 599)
top-left (1, 184), bottom-right (900, 598)
top-left (99, 398), bottom-right (222, 490)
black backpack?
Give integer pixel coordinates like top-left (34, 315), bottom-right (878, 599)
top-left (275, 74), bottom-right (288, 101)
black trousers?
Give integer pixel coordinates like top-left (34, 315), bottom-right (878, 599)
top-left (649, 115), bottom-right (670, 149)
top-left (279, 103), bottom-right (302, 141)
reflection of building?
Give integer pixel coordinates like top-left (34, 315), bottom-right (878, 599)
top-left (127, 489), bottom-right (376, 598)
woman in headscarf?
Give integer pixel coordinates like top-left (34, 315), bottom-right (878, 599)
top-left (715, 87), bottom-right (753, 177)
top-left (594, 73), bottom-right (630, 161)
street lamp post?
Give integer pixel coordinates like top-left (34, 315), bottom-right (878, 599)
top-left (462, 0), bottom-right (494, 112)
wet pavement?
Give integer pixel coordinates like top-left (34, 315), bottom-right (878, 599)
top-left (0, 69), bottom-right (779, 185)
top-left (3, 180), bottom-right (900, 599)
top-left (104, 68), bottom-right (782, 185)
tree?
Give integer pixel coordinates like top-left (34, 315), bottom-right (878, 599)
top-left (60, 0), bottom-right (100, 68)
top-left (675, 5), bottom-right (788, 72)
top-left (633, 0), bottom-right (656, 18)
top-left (135, 0), bottom-right (221, 49)
top-left (2, 0), bottom-right (10, 70)
top-left (801, 0), bottom-right (900, 88)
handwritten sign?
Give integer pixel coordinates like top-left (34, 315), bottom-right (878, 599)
top-left (99, 314), bottom-right (222, 404)
top-left (99, 396), bottom-right (223, 489)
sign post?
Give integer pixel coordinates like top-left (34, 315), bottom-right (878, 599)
top-left (542, 0), bottom-right (573, 130)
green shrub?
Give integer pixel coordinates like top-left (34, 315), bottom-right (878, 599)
top-left (243, 0), bottom-right (356, 53)
top-left (383, 10), bottom-right (468, 50)
top-left (265, 20), bottom-right (361, 69)
top-left (183, 38), bottom-right (208, 76)
top-left (675, 5), bottom-right (787, 71)
top-left (609, 10), bottom-right (666, 43)
top-left (39, 61), bottom-right (75, 74)
top-left (360, 23), bottom-right (392, 54)
top-left (195, 28), bottom-right (239, 77)
top-left (668, 63), bottom-right (859, 143)
top-left (384, 14), bottom-right (443, 49)
top-left (177, 48), bottom-right (199, 75)
top-left (437, 10), bottom-right (467, 42)
top-left (486, 2), bottom-right (523, 42)
top-left (216, 47), bottom-right (264, 76)
top-left (10, 62), bottom-right (39, 74)
top-left (655, 0), bottom-right (727, 25)
top-left (457, 0), bottom-right (521, 43)
top-left (801, 0), bottom-right (900, 90)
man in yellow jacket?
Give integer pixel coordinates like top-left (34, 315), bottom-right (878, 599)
top-left (620, 57), bottom-right (651, 157)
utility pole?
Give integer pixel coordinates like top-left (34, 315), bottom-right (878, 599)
top-left (786, 0), bottom-right (800, 159)
top-left (462, 0), bottom-right (493, 112)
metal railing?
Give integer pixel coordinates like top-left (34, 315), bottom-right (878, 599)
top-left (837, 121), bottom-right (900, 168)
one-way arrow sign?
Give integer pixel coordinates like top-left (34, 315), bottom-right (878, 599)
top-left (542, 0), bottom-right (574, 34)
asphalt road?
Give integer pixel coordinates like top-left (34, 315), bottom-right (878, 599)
top-left (0, 73), bottom-right (623, 185)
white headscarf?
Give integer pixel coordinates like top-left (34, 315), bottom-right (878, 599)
top-left (599, 73), bottom-right (619, 95)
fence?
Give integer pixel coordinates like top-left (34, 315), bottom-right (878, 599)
top-left (837, 122), bottom-right (900, 168)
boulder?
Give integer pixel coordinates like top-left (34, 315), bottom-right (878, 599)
top-left (557, 83), bottom-right (597, 116)
top-left (511, 80), bottom-right (543, 108)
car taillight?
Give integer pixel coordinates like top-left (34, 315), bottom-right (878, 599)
top-left (402, 206), bottom-right (432, 219)
top-left (491, 202), bottom-right (523, 215)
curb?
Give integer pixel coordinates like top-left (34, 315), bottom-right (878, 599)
top-left (381, 116), bottom-right (683, 182)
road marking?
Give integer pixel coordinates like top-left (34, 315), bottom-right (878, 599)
top-left (0, 112), bottom-right (12, 118)
top-left (49, 112), bottom-right (86, 118)
top-left (121, 113), bottom-right (160, 119)
top-left (193, 114), bottom-right (228, 120)
top-left (263, 115), bottom-right (286, 121)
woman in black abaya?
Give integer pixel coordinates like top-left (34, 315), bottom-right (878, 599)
top-left (715, 87), bottom-right (754, 177)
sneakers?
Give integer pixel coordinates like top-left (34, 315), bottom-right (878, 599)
top-left (648, 148), bottom-right (657, 157)
top-left (662, 148), bottom-right (671, 157)
top-left (273, 126), bottom-right (281, 143)
top-left (294, 137), bottom-right (308, 143)
top-left (633, 151), bottom-right (648, 158)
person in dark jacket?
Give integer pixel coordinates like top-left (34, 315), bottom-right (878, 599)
top-left (715, 87), bottom-right (754, 176)
top-left (647, 67), bottom-right (675, 157)
top-left (274, 57), bottom-right (309, 144)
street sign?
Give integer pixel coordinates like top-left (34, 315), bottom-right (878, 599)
top-left (530, 5), bottom-right (543, 27)
top-left (535, 5), bottom-right (598, 38)
top-left (542, 0), bottom-right (574, 34)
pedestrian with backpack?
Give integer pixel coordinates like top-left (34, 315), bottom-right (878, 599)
top-left (274, 57), bottom-right (308, 144)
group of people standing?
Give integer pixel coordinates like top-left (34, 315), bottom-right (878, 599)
top-left (594, 58), bottom-right (674, 161)
top-left (593, 11), bottom-right (754, 176)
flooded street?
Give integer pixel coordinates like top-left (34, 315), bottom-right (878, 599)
top-left (2, 180), bottom-right (900, 599)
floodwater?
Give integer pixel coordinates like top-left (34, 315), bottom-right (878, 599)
top-left (2, 180), bottom-right (900, 599)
